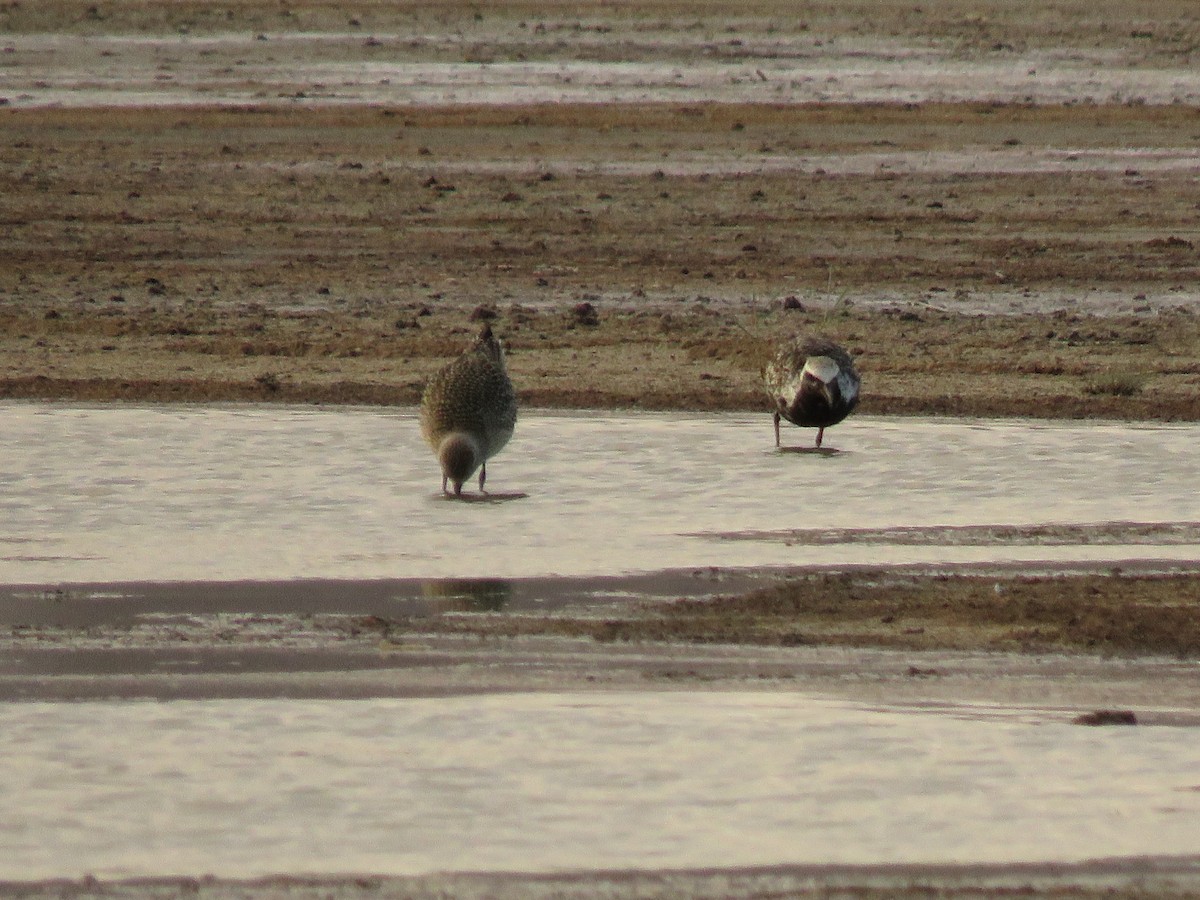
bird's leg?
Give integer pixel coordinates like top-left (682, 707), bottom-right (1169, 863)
top-left (773, 412), bottom-right (781, 448)
top-left (478, 461), bottom-right (488, 494)
top-left (442, 474), bottom-right (450, 495)
top-left (815, 427), bottom-right (825, 448)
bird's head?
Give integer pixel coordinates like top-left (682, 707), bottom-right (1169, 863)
top-left (473, 324), bottom-right (505, 366)
top-left (801, 355), bottom-right (841, 406)
top-left (438, 432), bottom-right (483, 496)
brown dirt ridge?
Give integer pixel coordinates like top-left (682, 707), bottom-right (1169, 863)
top-left (391, 570), bottom-right (1200, 658)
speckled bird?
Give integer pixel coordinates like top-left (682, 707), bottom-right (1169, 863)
top-left (419, 324), bottom-right (518, 496)
top-left (763, 336), bottom-right (860, 448)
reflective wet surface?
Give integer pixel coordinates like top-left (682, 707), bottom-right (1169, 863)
top-left (1, 403), bottom-right (1198, 584)
top-left (3, 403), bottom-right (1200, 881)
top-left (4, 692), bottom-right (1200, 881)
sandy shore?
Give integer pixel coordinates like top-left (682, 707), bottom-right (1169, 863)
top-left (3, 1), bottom-right (1200, 418)
top-left (3, 100), bottom-right (1200, 418)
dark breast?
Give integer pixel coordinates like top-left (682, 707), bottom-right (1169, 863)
top-left (764, 337), bottom-right (860, 428)
top-left (780, 374), bottom-right (856, 428)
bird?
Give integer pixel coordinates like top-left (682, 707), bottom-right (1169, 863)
top-left (419, 324), bottom-right (518, 496)
top-left (763, 336), bottom-right (860, 448)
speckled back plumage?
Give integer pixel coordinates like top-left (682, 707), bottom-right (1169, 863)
top-left (420, 325), bottom-right (518, 492)
top-left (763, 335), bottom-right (860, 446)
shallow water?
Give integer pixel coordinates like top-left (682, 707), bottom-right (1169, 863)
top-left (3, 692), bottom-right (1200, 880)
top-left (1, 403), bottom-right (1197, 584)
top-left (4, 404), bottom-right (1200, 880)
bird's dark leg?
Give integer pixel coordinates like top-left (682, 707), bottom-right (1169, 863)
top-left (815, 427), bottom-right (825, 448)
top-left (479, 461), bottom-right (488, 493)
top-left (773, 412), bottom-right (781, 448)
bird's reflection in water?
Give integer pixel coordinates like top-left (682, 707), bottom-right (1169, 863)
top-left (421, 578), bottom-right (512, 612)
